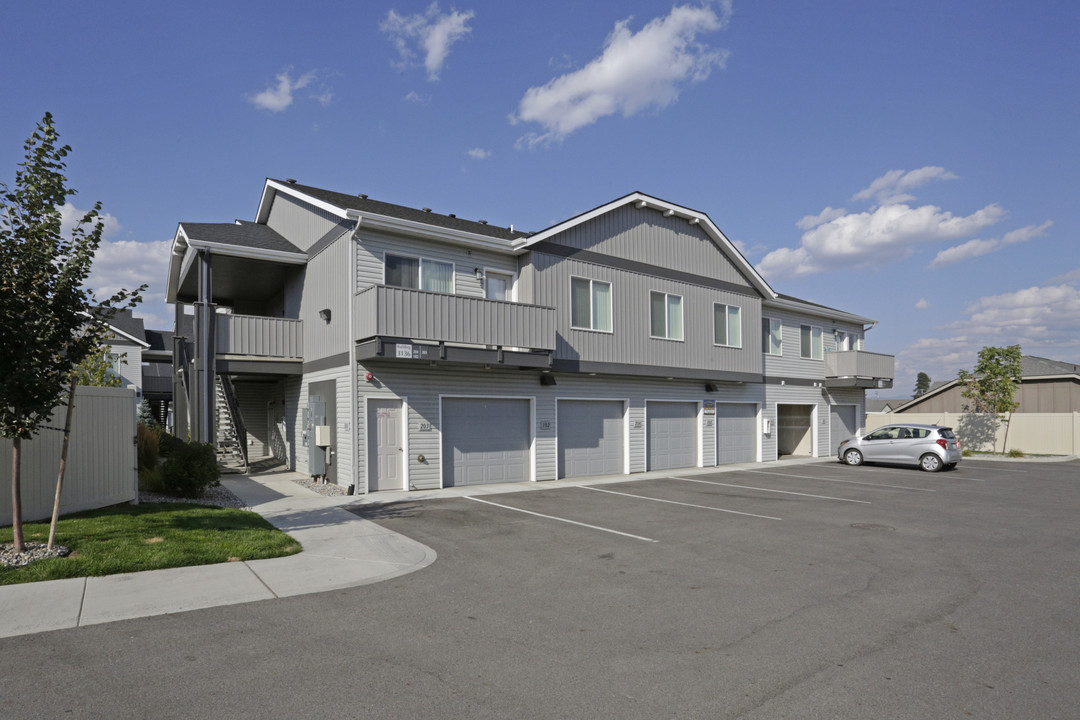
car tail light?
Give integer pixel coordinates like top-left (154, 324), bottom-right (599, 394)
top-left (936, 439), bottom-right (947, 449)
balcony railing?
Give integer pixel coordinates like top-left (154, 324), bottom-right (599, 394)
top-left (354, 285), bottom-right (556, 351)
top-left (825, 350), bottom-right (894, 382)
top-left (215, 314), bottom-right (303, 359)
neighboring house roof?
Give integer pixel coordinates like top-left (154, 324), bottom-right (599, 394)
top-left (263, 179), bottom-right (529, 242)
top-left (144, 328), bottom-right (173, 353)
top-left (891, 355), bottom-right (1080, 413)
top-left (178, 220), bottom-right (303, 254)
top-left (866, 399), bottom-right (902, 413)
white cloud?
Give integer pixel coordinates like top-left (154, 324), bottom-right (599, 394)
top-left (511, 3), bottom-right (731, 147)
top-left (248, 69), bottom-right (318, 112)
top-left (59, 201), bottom-right (121, 240)
top-left (382, 3), bottom-right (475, 81)
top-left (466, 148), bottom-right (491, 160)
top-left (915, 298), bottom-right (930, 310)
top-left (895, 282), bottom-right (1080, 390)
top-left (852, 166), bottom-right (958, 206)
top-left (795, 206), bottom-right (846, 231)
top-left (930, 220), bottom-right (1052, 268)
top-left (404, 91), bottom-right (429, 104)
top-left (757, 201), bottom-right (1005, 278)
top-left (1050, 266), bottom-right (1080, 285)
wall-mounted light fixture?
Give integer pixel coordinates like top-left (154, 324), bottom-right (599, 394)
top-left (474, 267), bottom-right (483, 280)
top-left (318, 308), bottom-right (332, 323)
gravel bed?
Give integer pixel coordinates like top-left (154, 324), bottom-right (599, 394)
top-left (1, 542), bottom-right (71, 568)
top-left (289, 476), bottom-right (347, 497)
top-left (139, 483), bottom-right (249, 509)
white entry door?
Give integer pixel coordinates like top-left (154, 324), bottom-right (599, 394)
top-left (485, 271), bottom-right (513, 301)
top-left (368, 399), bottom-right (403, 492)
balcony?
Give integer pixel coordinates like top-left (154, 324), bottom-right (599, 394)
top-left (824, 350), bottom-right (894, 389)
top-left (215, 314), bottom-right (303, 359)
top-left (353, 285), bottom-right (556, 367)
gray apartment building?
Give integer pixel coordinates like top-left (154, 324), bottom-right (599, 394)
top-left (164, 179), bottom-right (894, 492)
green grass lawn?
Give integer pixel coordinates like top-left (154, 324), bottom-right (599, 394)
top-left (0, 503), bottom-right (302, 585)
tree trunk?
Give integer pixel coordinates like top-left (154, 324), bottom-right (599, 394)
top-left (48, 379), bottom-right (78, 550)
top-left (11, 436), bottom-right (24, 553)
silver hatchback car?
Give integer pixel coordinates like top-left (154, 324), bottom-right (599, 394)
top-left (837, 423), bottom-right (962, 472)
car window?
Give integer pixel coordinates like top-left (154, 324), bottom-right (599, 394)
top-left (938, 428), bottom-right (956, 439)
top-left (867, 427), bottom-right (899, 440)
top-left (910, 428), bottom-right (931, 439)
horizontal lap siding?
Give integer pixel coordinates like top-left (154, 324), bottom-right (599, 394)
top-left (354, 364), bottom-right (766, 491)
top-left (764, 384), bottom-right (832, 460)
top-left (762, 308), bottom-right (865, 381)
top-left (355, 231), bottom-right (519, 295)
top-left (531, 253), bottom-right (762, 374)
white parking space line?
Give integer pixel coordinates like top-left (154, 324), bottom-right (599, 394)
top-left (668, 476), bottom-right (870, 504)
top-left (962, 464), bottom-right (1026, 473)
top-left (465, 496), bottom-right (658, 543)
top-left (742, 469), bottom-right (935, 492)
top-left (580, 485), bottom-right (782, 521)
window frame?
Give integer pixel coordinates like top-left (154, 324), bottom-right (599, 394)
top-left (762, 317), bottom-right (782, 356)
top-left (713, 303), bottom-right (742, 348)
top-left (649, 290), bottom-right (684, 342)
top-left (570, 276), bottom-right (613, 333)
top-left (383, 251), bottom-right (456, 294)
top-left (800, 323), bottom-right (824, 360)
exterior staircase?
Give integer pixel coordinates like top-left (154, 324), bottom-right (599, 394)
top-left (215, 375), bottom-right (248, 470)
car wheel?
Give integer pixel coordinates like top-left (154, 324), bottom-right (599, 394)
top-left (843, 449), bottom-right (863, 466)
top-left (920, 454), bottom-right (943, 472)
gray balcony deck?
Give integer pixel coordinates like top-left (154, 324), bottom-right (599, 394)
top-left (354, 285), bottom-right (556, 351)
top-left (215, 314), bottom-right (303, 359)
top-left (824, 350), bottom-right (895, 388)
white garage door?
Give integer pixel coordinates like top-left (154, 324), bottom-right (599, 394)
top-left (557, 400), bottom-right (624, 479)
top-left (647, 402), bottom-right (698, 471)
top-left (716, 403), bottom-right (757, 465)
top-left (442, 398), bottom-right (530, 486)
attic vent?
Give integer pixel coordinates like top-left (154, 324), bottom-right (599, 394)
top-left (358, 194), bottom-right (368, 199)
top-left (423, 208), bottom-right (432, 213)
top-left (286, 178), bottom-right (297, 184)
top-left (478, 220), bottom-right (488, 225)
top-left (448, 213), bottom-right (456, 218)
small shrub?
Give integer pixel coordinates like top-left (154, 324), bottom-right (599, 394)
top-left (157, 431), bottom-right (182, 457)
top-left (138, 466), bottom-right (165, 493)
top-left (159, 442), bottom-right (221, 498)
top-left (136, 422), bottom-right (160, 472)
top-left (962, 449), bottom-right (974, 457)
top-left (1007, 448), bottom-right (1025, 458)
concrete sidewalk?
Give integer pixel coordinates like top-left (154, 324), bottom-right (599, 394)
top-left (0, 472), bottom-right (437, 639)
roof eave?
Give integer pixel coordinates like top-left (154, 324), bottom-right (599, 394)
top-left (763, 296), bottom-right (876, 326)
top-left (347, 209), bottom-right (519, 253)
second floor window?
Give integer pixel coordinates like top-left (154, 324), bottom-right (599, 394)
top-left (714, 304), bottom-right (742, 347)
top-left (384, 253), bottom-right (454, 293)
top-left (571, 277), bottom-right (612, 332)
top-left (762, 318), bottom-right (782, 355)
top-left (801, 324), bottom-right (823, 360)
top-left (650, 291), bottom-right (683, 341)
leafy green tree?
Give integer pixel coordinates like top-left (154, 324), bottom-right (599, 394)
top-left (0, 113), bottom-right (144, 552)
top-left (71, 339), bottom-right (124, 388)
top-left (957, 345), bottom-right (1024, 454)
top-left (913, 371), bottom-right (931, 398)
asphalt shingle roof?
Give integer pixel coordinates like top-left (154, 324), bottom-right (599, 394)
top-left (106, 309), bottom-right (146, 344)
top-left (180, 221), bottom-right (303, 254)
top-left (1021, 355), bottom-right (1080, 376)
top-left (276, 180), bottom-right (531, 242)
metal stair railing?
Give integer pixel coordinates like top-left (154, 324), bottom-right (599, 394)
top-left (216, 375), bottom-right (249, 469)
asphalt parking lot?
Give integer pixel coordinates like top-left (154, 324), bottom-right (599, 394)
top-left (2, 459), bottom-right (1078, 719)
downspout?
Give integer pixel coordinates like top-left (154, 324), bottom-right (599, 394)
top-left (347, 217), bottom-right (359, 494)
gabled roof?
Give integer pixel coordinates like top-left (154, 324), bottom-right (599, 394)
top-left (891, 354), bottom-right (1080, 413)
top-left (178, 220), bottom-right (302, 254)
top-left (521, 191), bottom-right (777, 300)
top-left (261, 179), bottom-right (529, 242)
top-left (106, 309), bottom-right (148, 346)
top-left (765, 292), bottom-right (877, 326)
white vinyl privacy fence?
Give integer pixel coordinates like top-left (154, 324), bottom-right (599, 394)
top-left (865, 412), bottom-right (1080, 456)
top-left (1, 386), bottom-right (137, 526)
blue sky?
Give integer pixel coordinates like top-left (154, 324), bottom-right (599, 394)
top-left (3, 0), bottom-right (1078, 397)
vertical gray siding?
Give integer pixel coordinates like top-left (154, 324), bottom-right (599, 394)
top-left (546, 203), bottom-right (756, 287)
top-left (266, 192), bottom-right (344, 252)
top-left (298, 234), bottom-right (351, 361)
top-left (235, 381), bottom-right (271, 457)
top-left (0, 386), bottom-right (137, 525)
top-left (530, 252), bottom-right (762, 374)
top-left (355, 230), bottom-right (519, 295)
top-left (216, 315), bottom-right (303, 358)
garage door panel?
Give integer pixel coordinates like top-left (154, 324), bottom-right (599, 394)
top-left (443, 399), bottom-right (530, 487)
top-left (558, 400), bottom-right (624, 478)
top-left (647, 402), bottom-right (697, 471)
top-left (716, 403), bottom-right (756, 465)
